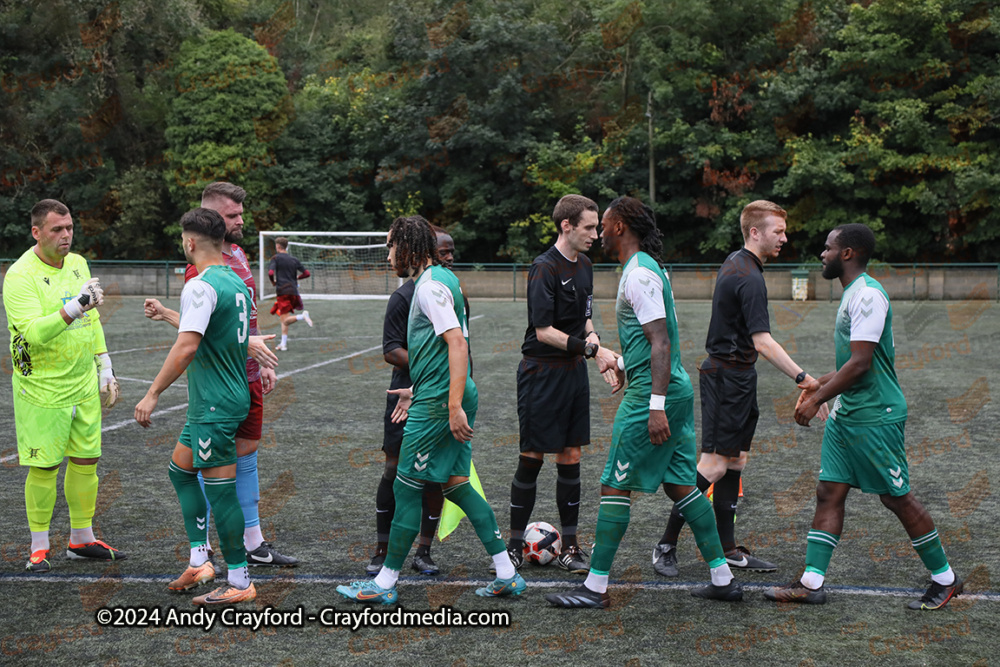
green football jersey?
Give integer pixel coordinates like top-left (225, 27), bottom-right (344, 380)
top-left (830, 273), bottom-right (907, 425)
top-left (407, 266), bottom-right (476, 417)
top-left (616, 251), bottom-right (693, 406)
top-left (179, 265), bottom-right (251, 423)
top-left (3, 249), bottom-right (106, 408)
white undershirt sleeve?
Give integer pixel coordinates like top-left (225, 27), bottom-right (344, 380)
top-left (848, 286), bottom-right (889, 342)
top-left (178, 277), bottom-right (218, 335)
top-left (622, 267), bottom-right (667, 324)
top-left (416, 280), bottom-right (460, 335)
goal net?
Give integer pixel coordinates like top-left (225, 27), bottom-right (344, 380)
top-left (258, 231), bottom-right (399, 300)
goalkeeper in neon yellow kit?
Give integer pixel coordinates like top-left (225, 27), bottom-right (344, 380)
top-left (4, 199), bottom-right (124, 573)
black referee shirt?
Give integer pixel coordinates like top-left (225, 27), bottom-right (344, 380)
top-left (521, 245), bottom-right (594, 358)
top-left (704, 248), bottom-right (770, 370)
top-left (267, 253), bottom-right (307, 296)
top-left (383, 279), bottom-right (414, 392)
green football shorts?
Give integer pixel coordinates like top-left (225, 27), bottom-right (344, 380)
top-left (15, 391), bottom-right (101, 467)
top-left (819, 417), bottom-right (910, 496)
top-left (179, 420), bottom-right (242, 469)
top-left (399, 408), bottom-right (478, 483)
top-left (600, 396), bottom-right (698, 493)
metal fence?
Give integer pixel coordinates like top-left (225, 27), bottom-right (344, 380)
top-left (0, 260), bottom-right (996, 302)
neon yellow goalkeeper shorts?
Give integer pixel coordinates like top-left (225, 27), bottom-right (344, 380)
top-left (15, 391), bottom-right (102, 467)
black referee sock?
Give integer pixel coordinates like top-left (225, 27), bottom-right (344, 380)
top-left (660, 472), bottom-right (712, 545)
top-left (713, 469), bottom-right (741, 554)
top-left (509, 455), bottom-right (544, 550)
top-left (375, 464), bottom-right (397, 553)
top-left (416, 483), bottom-right (444, 555)
top-left (556, 463), bottom-right (581, 550)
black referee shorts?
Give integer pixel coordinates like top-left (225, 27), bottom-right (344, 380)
top-left (517, 355), bottom-right (590, 454)
top-left (699, 363), bottom-right (759, 457)
top-left (382, 393), bottom-right (405, 457)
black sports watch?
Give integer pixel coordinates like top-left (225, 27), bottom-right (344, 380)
top-left (795, 371), bottom-right (807, 384)
top-left (584, 342), bottom-right (599, 359)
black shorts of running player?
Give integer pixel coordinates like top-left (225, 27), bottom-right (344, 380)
top-left (382, 392), bottom-right (405, 457)
top-left (699, 361), bottom-right (758, 457)
top-left (517, 355), bottom-right (590, 454)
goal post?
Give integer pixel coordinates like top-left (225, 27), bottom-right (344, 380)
top-left (258, 231), bottom-right (400, 300)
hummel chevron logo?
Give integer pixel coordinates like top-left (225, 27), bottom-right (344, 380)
top-left (639, 277), bottom-right (650, 286)
top-left (494, 530), bottom-right (502, 540)
top-left (198, 450), bottom-right (211, 461)
top-left (888, 466), bottom-right (901, 478)
top-left (199, 437), bottom-right (212, 449)
top-left (193, 288), bottom-right (205, 298)
top-left (196, 517), bottom-right (206, 530)
top-left (861, 296), bottom-right (873, 306)
top-left (860, 307), bottom-right (872, 318)
top-left (416, 452), bottom-right (429, 462)
top-left (414, 461), bottom-right (428, 471)
top-left (616, 460), bottom-right (630, 472)
top-left (615, 470), bottom-right (627, 482)
top-left (892, 477), bottom-right (904, 488)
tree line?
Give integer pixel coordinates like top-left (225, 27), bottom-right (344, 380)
top-left (1, 0), bottom-right (997, 264)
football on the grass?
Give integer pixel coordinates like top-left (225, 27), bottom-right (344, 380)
top-left (523, 521), bottom-right (562, 565)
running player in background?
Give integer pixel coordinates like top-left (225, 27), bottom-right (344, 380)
top-left (765, 223), bottom-right (961, 610)
top-left (267, 236), bottom-right (313, 351)
top-left (338, 216), bottom-right (524, 604)
top-left (547, 197), bottom-right (740, 608)
top-left (6, 199), bottom-right (125, 573)
top-left (143, 182), bottom-right (297, 570)
top-left (135, 207), bottom-right (255, 605)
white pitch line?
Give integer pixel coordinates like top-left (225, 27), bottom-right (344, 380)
top-left (0, 574), bottom-right (996, 602)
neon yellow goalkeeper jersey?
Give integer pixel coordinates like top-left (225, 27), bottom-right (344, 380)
top-left (3, 248), bottom-right (106, 408)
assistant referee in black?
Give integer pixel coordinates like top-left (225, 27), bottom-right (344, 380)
top-left (653, 200), bottom-right (821, 576)
top-left (505, 194), bottom-right (618, 574)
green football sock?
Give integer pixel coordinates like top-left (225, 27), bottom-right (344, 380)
top-left (911, 530), bottom-right (950, 575)
top-left (25, 466), bottom-right (59, 533)
top-left (805, 529), bottom-right (840, 575)
top-left (677, 489), bottom-right (726, 567)
top-left (169, 462), bottom-right (209, 547)
top-left (202, 477), bottom-right (245, 568)
top-left (64, 461), bottom-right (99, 530)
top-left (385, 473), bottom-right (423, 571)
top-left (444, 480), bottom-right (506, 556)
top-left (590, 495), bottom-right (631, 574)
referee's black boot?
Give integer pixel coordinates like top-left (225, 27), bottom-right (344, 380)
top-left (690, 579), bottom-right (744, 602)
top-left (411, 551), bottom-right (440, 575)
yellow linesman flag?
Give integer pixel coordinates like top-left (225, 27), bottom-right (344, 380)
top-left (437, 460), bottom-right (486, 541)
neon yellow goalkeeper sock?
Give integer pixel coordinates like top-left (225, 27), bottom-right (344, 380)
top-left (25, 466), bottom-right (58, 533)
top-left (65, 461), bottom-right (99, 532)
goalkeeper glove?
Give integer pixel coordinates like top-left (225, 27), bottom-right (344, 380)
top-left (96, 352), bottom-right (120, 409)
top-left (63, 278), bottom-right (104, 320)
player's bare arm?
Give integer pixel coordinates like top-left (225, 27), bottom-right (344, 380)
top-left (442, 327), bottom-right (473, 442)
top-left (144, 298), bottom-right (277, 369)
top-left (134, 331), bottom-right (203, 427)
top-left (642, 317), bottom-right (672, 444)
top-left (794, 340), bottom-right (876, 426)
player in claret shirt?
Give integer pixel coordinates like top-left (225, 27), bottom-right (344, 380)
top-left (5, 199), bottom-right (124, 573)
top-left (267, 236), bottom-right (313, 351)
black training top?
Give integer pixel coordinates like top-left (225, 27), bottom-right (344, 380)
top-left (521, 245), bottom-right (594, 358)
top-left (383, 279), bottom-right (414, 392)
top-left (704, 248), bottom-right (770, 370)
top-left (267, 253), bottom-right (308, 296)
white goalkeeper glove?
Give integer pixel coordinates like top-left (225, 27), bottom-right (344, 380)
top-left (96, 352), bottom-right (120, 409)
top-left (63, 278), bottom-right (104, 320)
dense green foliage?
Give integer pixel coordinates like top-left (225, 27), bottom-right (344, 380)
top-left (1, 0), bottom-right (998, 262)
